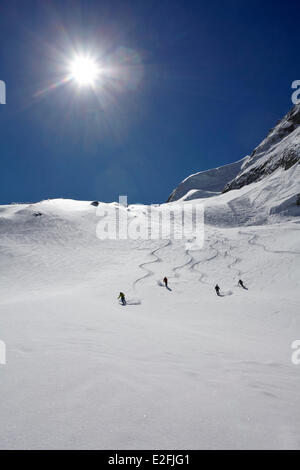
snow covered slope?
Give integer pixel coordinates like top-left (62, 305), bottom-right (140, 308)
top-left (0, 198), bottom-right (300, 449)
top-left (167, 158), bottom-right (246, 202)
top-left (168, 105), bottom-right (300, 224)
top-left (202, 161), bottom-right (300, 226)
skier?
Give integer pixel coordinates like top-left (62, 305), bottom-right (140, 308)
top-left (238, 279), bottom-right (247, 290)
top-left (215, 284), bottom-right (221, 296)
top-left (118, 292), bottom-right (126, 305)
top-left (163, 276), bottom-right (168, 288)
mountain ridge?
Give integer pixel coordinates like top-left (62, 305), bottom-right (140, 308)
top-left (168, 104), bottom-right (300, 211)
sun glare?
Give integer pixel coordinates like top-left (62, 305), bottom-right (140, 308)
top-left (70, 56), bottom-right (100, 86)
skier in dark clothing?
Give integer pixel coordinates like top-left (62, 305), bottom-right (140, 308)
top-left (163, 277), bottom-right (168, 288)
top-left (215, 284), bottom-right (221, 296)
top-left (238, 279), bottom-right (247, 290)
top-left (118, 292), bottom-right (126, 305)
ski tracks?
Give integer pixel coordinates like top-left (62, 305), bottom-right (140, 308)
top-left (132, 239), bottom-right (171, 288)
top-left (243, 231), bottom-right (300, 256)
top-left (132, 229), bottom-right (275, 293)
top-left (189, 239), bottom-right (220, 285)
top-left (172, 248), bottom-right (194, 278)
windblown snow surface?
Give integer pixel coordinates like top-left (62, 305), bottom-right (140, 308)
top-left (0, 180), bottom-right (300, 449)
top-left (167, 158), bottom-right (246, 202)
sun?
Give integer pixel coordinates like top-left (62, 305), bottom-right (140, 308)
top-left (69, 55), bottom-right (100, 86)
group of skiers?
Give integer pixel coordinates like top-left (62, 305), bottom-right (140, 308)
top-left (215, 279), bottom-right (247, 296)
top-left (118, 276), bottom-right (169, 305)
top-left (118, 278), bottom-right (247, 305)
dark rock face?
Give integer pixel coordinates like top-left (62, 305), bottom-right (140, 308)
top-left (91, 201), bottom-right (99, 207)
top-left (281, 147), bottom-right (300, 170)
top-left (167, 190), bottom-right (176, 203)
top-left (223, 151), bottom-right (299, 193)
top-left (223, 105), bottom-right (300, 193)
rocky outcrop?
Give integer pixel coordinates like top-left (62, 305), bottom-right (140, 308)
top-left (223, 105), bottom-right (300, 193)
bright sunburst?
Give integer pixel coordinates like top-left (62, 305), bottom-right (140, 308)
top-left (70, 55), bottom-right (100, 86)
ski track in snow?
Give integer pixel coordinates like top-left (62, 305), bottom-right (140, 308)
top-left (132, 239), bottom-right (172, 288)
top-left (245, 232), bottom-right (300, 256)
top-left (189, 239), bottom-right (220, 285)
top-left (189, 234), bottom-right (244, 287)
top-left (172, 247), bottom-right (194, 278)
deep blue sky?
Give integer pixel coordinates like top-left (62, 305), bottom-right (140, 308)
top-left (0, 0), bottom-right (299, 204)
